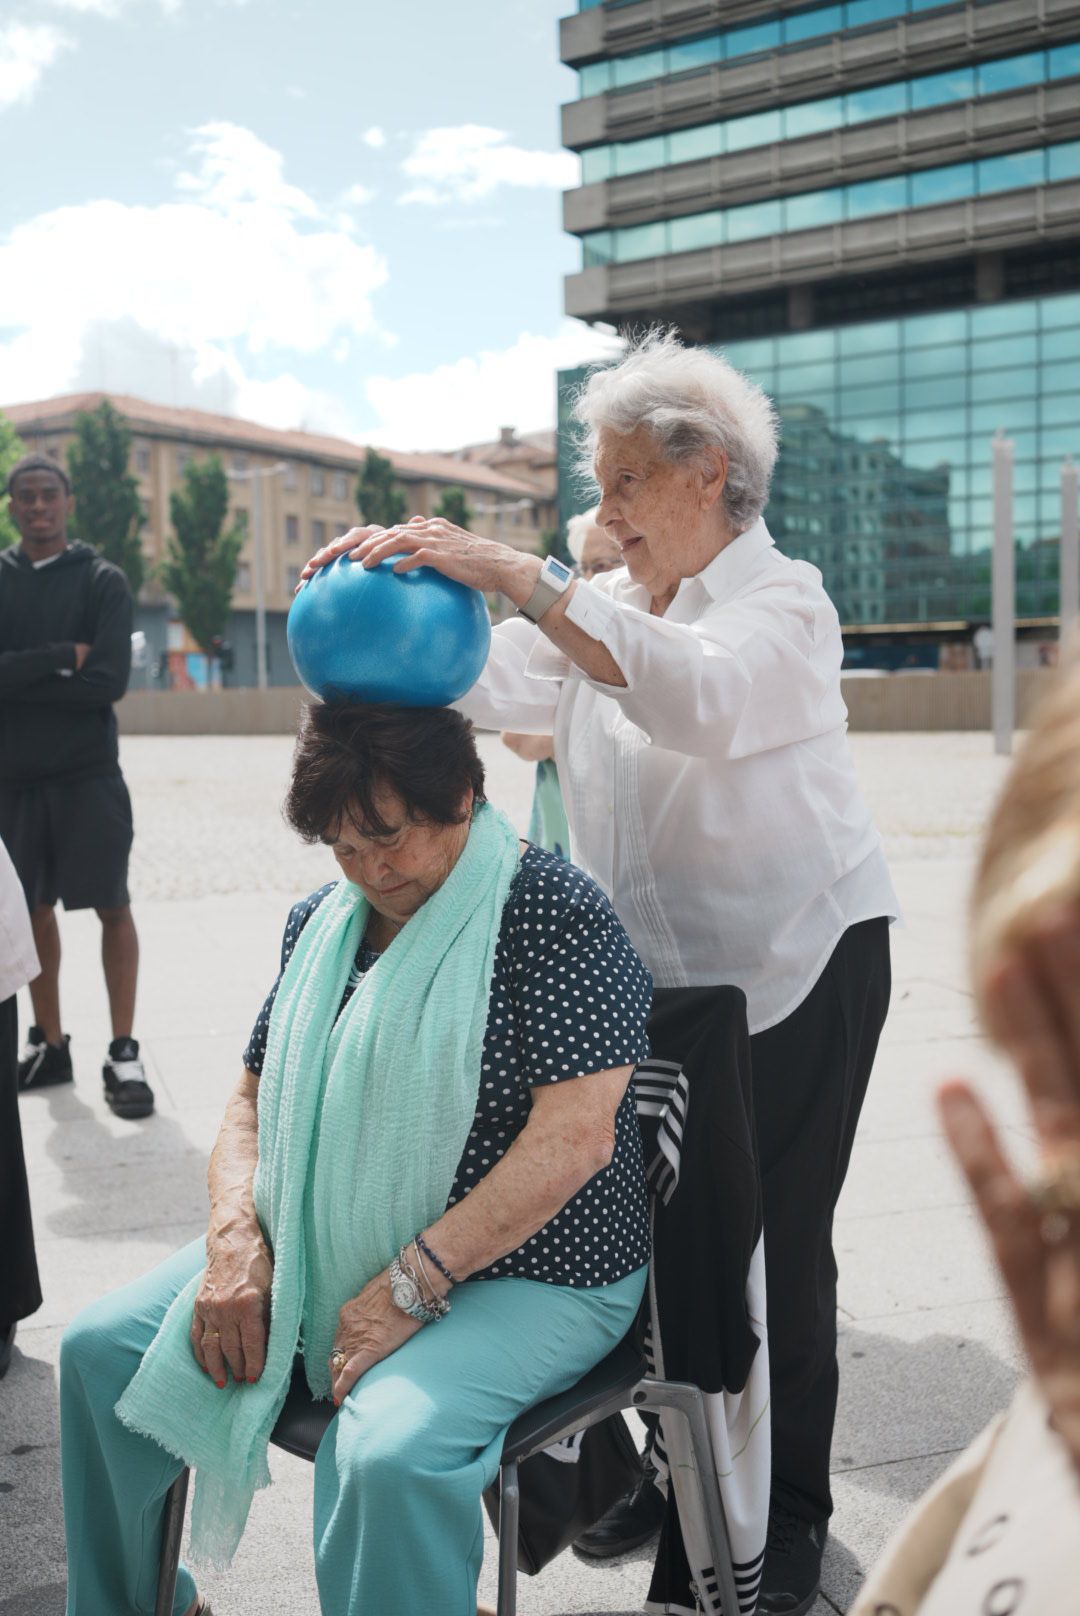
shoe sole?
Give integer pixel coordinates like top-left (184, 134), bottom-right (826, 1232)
top-left (756, 1587), bottom-right (820, 1616)
top-left (17, 1068), bottom-right (74, 1091)
top-left (105, 1093), bottom-right (155, 1119)
top-left (572, 1523), bottom-right (663, 1561)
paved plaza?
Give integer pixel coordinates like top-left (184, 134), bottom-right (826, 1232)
top-left (1, 729), bottom-right (1031, 1616)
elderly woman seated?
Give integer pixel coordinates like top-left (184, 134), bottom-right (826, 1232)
top-left (58, 703), bottom-right (651, 1616)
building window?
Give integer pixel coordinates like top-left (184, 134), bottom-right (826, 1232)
top-left (282, 460), bottom-right (297, 491)
top-left (312, 518), bottom-right (326, 549)
top-left (285, 514), bottom-right (300, 546)
top-left (176, 447), bottom-right (193, 472)
top-left (232, 452), bottom-right (248, 472)
top-left (236, 562), bottom-right (252, 593)
top-left (311, 467), bottom-right (325, 496)
top-left (134, 442), bottom-right (151, 475)
top-left (286, 566), bottom-right (301, 593)
top-left (332, 471), bottom-right (348, 500)
top-left (335, 521), bottom-right (351, 537)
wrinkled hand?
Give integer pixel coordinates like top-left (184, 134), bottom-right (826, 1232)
top-left (353, 517), bottom-right (535, 601)
top-left (501, 731), bottom-right (556, 764)
top-left (329, 1268), bottom-right (424, 1405)
top-left (191, 1228), bottom-right (274, 1388)
top-left (938, 902), bottom-right (1080, 1470)
top-left (74, 643), bottom-right (91, 670)
top-left (298, 524), bottom-right (385, 587)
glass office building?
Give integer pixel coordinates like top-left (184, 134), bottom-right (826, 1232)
top-left (558, 0), bottom-right (1080, 646)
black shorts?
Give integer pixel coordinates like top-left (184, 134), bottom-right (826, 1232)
top-left (0, 774), bottom-right (134, 912)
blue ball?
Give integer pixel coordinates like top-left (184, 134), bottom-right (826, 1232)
top-left (287, 554), bottom-right (492, 707)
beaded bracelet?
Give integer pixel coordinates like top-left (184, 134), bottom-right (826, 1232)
top-left (416, 1232), bottom-right (457, 1287)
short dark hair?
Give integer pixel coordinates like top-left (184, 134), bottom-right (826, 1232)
top-left (6, 454), bottom-right (71, 497)
top-left (285, 702), bottom-right (487, 843)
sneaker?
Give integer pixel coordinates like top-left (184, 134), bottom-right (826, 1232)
top-left (756, 1503), bottom-right (827, 1616)
top-left (573, 1459), bottom-right (666, 1560)
top-left (102, 1037), bottom-right (155, 1119)
top-left (17, 1027), bottom-right (73, 1091)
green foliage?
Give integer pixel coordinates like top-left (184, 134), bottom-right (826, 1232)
top-left (0, 413), bottom-right (29, 550)
top-left (433, 485), bottom-right (473, 529)
top-left (539, 528), bottom-right (559, 560)
top-left (356, 448), bottom-right (407, 527)
top-left (161, 456), bottom-right (245, 659)
top-left (66, 400), bottom-right (147, 593)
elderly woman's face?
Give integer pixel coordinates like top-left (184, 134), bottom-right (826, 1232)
top-left (593, 426), bottom-right (723, 600)
top-left (326, 784), bottom-right (471, 928)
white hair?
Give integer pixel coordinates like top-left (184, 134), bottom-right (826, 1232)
top-left (572, 328), bottom-right (780, 533)
top-left (565, 505), bottom-right (601, 564)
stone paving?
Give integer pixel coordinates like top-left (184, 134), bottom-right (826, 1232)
top-left (0, 730), bottom-right (1029, 1615)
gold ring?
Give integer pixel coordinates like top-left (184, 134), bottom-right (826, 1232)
top-left (1030, 1156), bottom-right (1080, 1243)
top-left (204, 1330), bottom-right (221, 1339)
top-left (330, 1349), bottom-right (347, 1371)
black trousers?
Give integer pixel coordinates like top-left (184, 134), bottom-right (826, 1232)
top-left (0, 994), bottom-right (42, 1328)
top-left (752, 917), bottom-right (891, 1525)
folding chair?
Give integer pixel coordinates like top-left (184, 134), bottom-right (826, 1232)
top-left (155, 1334), bottom-right (742, 1616)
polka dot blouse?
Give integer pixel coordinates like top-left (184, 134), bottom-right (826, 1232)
top-left (243, 843), bottom-right (653, 1287)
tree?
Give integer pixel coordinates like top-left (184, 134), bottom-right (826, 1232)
top-left (433, 485), bottom-right (473, 529)
top-left (161, 456), bottom-right (245, 675)
top-left (66, 400), bottom-right (147, 593)
top-left (356, 448), bottom-right (407, 527)
top-left (0, 413), bottom-right (27, 549)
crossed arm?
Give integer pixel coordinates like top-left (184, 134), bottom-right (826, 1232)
top-left (191, 1061), bottom-right (633, 1403)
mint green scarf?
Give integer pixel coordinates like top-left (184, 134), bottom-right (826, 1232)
top-left (116, 802), bottom-right (521, 1566)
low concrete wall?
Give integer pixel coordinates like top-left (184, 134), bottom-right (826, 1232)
top-left (117, 687), bottom-right (310, 735)
top-left (117, 670), bottom-right (1059, 736)
top-left (840, 669), bottom-right (1054, 732)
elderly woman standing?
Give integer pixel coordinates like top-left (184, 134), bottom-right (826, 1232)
top-left (58, 704), bottom-right (650, 1616)
top-left (308, 329), bottom-right (898, 1615)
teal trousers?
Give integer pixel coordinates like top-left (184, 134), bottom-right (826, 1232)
top-left (60, 1237), bottom-right (646, 1615)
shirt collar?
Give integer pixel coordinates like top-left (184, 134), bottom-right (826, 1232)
top-left (693, 518), bottom-right (775, 606)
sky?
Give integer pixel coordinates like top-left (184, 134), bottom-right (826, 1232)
top-left (0, 0), bottom-right (620, 450)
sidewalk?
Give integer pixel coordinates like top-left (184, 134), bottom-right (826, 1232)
top-left (0, 732), bottom-right (1025, 1616)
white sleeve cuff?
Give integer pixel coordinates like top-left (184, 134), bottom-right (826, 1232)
top-left (563, 580), bottom-right (620, 645)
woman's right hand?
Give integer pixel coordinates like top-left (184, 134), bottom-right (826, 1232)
top-left (190, 1225), bottom-right (274, 1387)
top-left (938, 903), bottom-right (1080, 1471)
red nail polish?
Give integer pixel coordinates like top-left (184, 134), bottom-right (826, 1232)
top-left (216, 1380), bottom-right (226, 1389)
top-left (247, 1377), bottom-right (257, 1384)
top-left (333, 1397), bottom-right (340, 1407)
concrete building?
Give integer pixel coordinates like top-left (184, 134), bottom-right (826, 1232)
top-left (558, 0), bottom-right (1080, 656)
top-left (5, 393), bottom-right (556, 686)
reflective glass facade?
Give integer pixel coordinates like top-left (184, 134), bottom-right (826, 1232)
top-left (558, 293), bottom-right (1080, 627)
top-left (582, 141), bottom-right (1080, 266)
top-left (578, 0), bottom-right (953, 96)
top-left (581, 44), bottom-right (1080, 183)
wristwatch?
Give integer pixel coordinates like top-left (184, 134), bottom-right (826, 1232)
top-left (389, 1253), bottom-right (449, 1324)
top-left (518, 556), bottom-right (574, 624)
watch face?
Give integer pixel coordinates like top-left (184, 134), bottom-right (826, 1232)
top-left (546, 558), bottom-right (572, 585)
top-left (391, 1274), bottom-right (419, 1311)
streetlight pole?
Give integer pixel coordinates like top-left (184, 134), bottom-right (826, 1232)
top-left (1062, 457), bottom-right (1079, 644)
top-left (226, 461), bottom-right (286, 691)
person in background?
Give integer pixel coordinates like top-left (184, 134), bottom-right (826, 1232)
top-left (852, 649), bottom-right (1080, 1614)
top-left (500, 508), bottom-right (623, 858)
top-left (302, 330), bottom-right (899, 1616)
top-left (0, 455), bottom-right (153, 1120)
top-left (0, 831), bottom-right (43, 1378)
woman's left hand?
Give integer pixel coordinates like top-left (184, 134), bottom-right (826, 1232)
top-left (351, 517), bottom-right (538, 605)
top-left (329, 1269), bottom-right (423, 1405)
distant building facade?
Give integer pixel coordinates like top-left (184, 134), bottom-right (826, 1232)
top-left (5, 393), bottom-right (556, 686)
top-left (558, 0), bottom-right (1080, 658)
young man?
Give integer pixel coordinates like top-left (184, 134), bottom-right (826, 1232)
top-left (0, 455), bottom-right (153, 1119)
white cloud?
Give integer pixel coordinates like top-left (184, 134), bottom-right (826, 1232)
top-left (341, 182), bottom-right (375, 207)
top-left (0, 23), bottom-right (71, 110)
top-left (362, 321), bottom-right (623, 450)
top-left (0, 122), bottom-right (388, 418)
top-left (362, 126), bottom-right (385, 149)
top-left (399, 125), bottom-right (577, 206)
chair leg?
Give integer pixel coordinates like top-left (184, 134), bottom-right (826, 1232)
top-left (154, 1467), bottom-right (190, 1616)
top-left (496, 1458), bottom-right (519, 1616)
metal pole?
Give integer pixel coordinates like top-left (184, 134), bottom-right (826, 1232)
top-left (252, 470), bottom-right (268, 691)
top-left (991, 431), bottom-right (1015, 756)
top-left (1062, 457), bottom-right (1079, 644)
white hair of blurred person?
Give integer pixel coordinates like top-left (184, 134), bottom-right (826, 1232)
top-left (565, 507), bottom-right (623, 582)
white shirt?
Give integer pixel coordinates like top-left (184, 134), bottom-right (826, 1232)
top-left (458, 519), bottom-right (898, 1034)
top-left (0, 835), bottom-right (38, 1003)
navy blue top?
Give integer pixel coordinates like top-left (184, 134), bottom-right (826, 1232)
top-left (243, 843), bottom-right (652, 1287)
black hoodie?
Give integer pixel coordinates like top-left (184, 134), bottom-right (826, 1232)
top-left (0, 541), bottom-right (133, 787)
